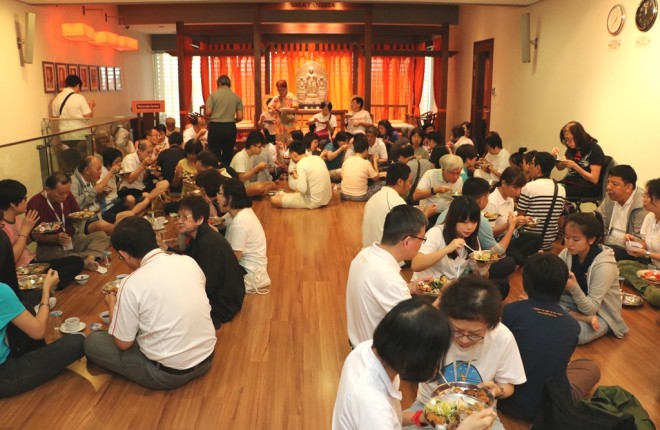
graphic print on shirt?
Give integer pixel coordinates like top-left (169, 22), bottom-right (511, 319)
top-left (439, 360), bottom-right (483, 384)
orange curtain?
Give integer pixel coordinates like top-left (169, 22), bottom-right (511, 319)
top-left (371, 44), bottom-right (413, 123)
top-left (412, 42), bottom-right (426, 116)
top-left (432, 38), bottom-right (443, 130)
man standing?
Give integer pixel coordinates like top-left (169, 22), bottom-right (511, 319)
top-left (51, 75), bottom-right (96, 173)
top-left (346, 96), bottom-right (372, 135)
top-left (595, 165), bottom-right (647, 261)
top-left (346, 205), bottom-right (428, 347)
top-left (268, 80), bottom-right (299, 141)
top-left (174, 196), bottom-right (245, 329)
top-left (517, 152), bottom-right (567, 251)
top-left (85, 217), bottom-right (216, 390)
top-left (26, 172), bottom-right (108, 268)
top-left (204, 75), bottom-right (244, 166)
top-left (270, 141), bottom-right (332, 210)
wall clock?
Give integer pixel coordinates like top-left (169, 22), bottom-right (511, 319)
top-left (635, 0), bottom-right (658, 32)
top-left (607, 4), bottom-right (626, 35)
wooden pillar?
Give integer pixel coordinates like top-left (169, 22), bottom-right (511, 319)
top-left (176, 21), bottom-right (187, 127)
top-left (253, 5), bottom-right (262, 128)
top-left (364, 6), bottom-right (372, 111)
top-left (264, 44), bottom-right (271, 96)
top-left (439, 25), bottom-right (450, 135)
top-left (352, 44), bottom-right (359, 96)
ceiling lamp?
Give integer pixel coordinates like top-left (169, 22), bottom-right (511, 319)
top-left (61, 23), bottom-right (95, 42)
top-left (90, 31), bottom-right (119, 47)
top-left (115, 36), bottom-right (138, 51)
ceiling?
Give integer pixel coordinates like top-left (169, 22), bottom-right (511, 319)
top-left (22, 0), bottom-right (541, 6)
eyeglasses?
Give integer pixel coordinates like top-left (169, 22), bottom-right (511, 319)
top-left (177, 213), bottom-right (193, 221)
top-left (407, 235), bottom-right (426, 243)
top-left (561, 137), bottom-right (574, 146)
top-left (451, 324), bottom-right (485, 341)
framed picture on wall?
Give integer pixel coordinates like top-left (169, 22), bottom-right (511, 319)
top-left (56, 63), bottom-right (67, 91)
top-left (99, 66), bottom-right (108, 91)
top-left (42, 62), bottom-right (56, 93)
top-left (89, 66), bottom-right (99, 91)
top-left (67, 64), bottom-right (79, 77)
top-left (114, 67), bottom-right (122, 91)
top-left (107, 66), bottom-right (116, 91)
top-left (79, 65), bottom-right (89, 91)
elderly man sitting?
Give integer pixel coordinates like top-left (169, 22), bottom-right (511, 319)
top-left (413, 154), bottom-right (464, 222)
top-left (119, 140), bottom-right (169, 202)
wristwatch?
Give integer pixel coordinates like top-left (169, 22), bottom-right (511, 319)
top-left (646, 250), bottom-right (651, 258)
top-left (430, 187), bottom-right (436, 196)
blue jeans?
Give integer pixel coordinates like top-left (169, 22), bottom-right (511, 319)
top-left (0, 333), bottom-right (85, 398)
top-left (84, 330), bottom-right (213, 390)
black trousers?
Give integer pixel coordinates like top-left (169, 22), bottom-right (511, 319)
top-left (208, 122), bottom-right (237, 166)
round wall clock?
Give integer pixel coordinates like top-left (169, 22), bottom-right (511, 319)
top-left (635, 0), bottom-right (658, 32)
top-left (607, 4), bottom-right (626, 35)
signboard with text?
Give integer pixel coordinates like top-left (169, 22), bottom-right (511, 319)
top-left (131, 100), bottom-right (166, 113)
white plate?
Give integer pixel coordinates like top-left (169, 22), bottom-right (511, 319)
top-left (152, 225), bottom-right (165, 231)
top-left (60, 322), bottom-right (86, 334)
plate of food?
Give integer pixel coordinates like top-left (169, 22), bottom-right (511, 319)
top-left (67, 210), bottom-right (96, 220)
top-left (101, 279), bottom-right (121, 295)
top-left (449, 191), bottom-right (462, 198)
top-left (636, 269), bottom-right (660, 285)
top-left (469, 250), bottom-right (505, 263)
top-left (525, 217), bottom-right (539, 227)
top-left (18, 275), bottom-right (45, 290)
top-left (16, 263), bottom-right (50, 276)
top-left (432, 382), bottom-right (495, 407)
top-left (424, 392), bottom-right (490, 429)
top-left (482, 212), bottom-right (500, 222)
top-left (621, 292), bottom-right (643, 307)
top-left (34, 221), bottom-right (62, 234)
top-left (417, 276), bottom-right (450, 296)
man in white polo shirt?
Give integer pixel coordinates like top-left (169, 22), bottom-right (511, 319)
top-left (413, 154), bottom-right (464, 216)
top-left (85, 216), bottom-right (216, 390)
top-left (364, 125), bottom-right (388, 164)
top-left (347, 205), bottom-right (429, 347)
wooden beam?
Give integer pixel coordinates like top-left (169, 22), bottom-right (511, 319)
top-left (176, 21), bottom-right (187, 127)
top-left (439, 27), bottom-right (450, 134)
top-left (254, 5), bottom-right (262, 129)
top-left (372, 50), bottom-right (457, 58)
top-left (364, 6), bottom-right (372, 111)
top-left (265, 44), bottom-right (271, 96)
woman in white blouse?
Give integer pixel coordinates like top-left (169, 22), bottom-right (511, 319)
top-left (218, 178), bottom-right (270, 293)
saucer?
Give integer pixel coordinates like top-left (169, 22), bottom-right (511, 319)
top-left (60, 322), bottom-right (86, 334)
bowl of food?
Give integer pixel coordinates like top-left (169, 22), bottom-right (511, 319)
top-left (102, 279), bottom-right (121, 295)
top-left (637, 269), bottom-right (660, 285)
top-left (621, 292), bottom-right (643, 307)
top-left (99, 311), bottom-right (111, 324)
top-left (431, 381), bottom-right (495, 407)
top-left (424, 392), bottom-right (491, 429)
top-left (18, 275), bottom-right (45, 290)
top-left (16, 263), bottom-right (49, 276)
top-left (482, 212), bottom-right (500, 222)
top-left (75, 274), bottom-right (90, 285)
top-left (525, 217), bottom-right (539, 227)
top-left (469, 250), bottom-right (505, 263)
top-left (210, 216), bottom-right (225, 227)
top-left (417, 276), bottom-right (450, 296)
top-left (67, 210), bottom-right (96, 220)
top-left (450, 191), bottom-right (462, 198)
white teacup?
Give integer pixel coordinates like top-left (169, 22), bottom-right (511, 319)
top-left (64, 317), bottom-right (80, 331)
top-left (626, 241), bottom-right (643, 251)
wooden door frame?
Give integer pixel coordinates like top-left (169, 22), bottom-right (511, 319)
top-left (470, 38), bottom-right (494, 155)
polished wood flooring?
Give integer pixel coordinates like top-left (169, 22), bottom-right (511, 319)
top-left (2, 191), bottom-right (658, 429)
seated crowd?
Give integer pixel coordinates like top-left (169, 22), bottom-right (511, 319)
top-left (1, 96), bottom-right (657, 430)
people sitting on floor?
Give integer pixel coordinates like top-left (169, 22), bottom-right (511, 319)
top-left (270, 141), bottom-right (332, 210)
top-left (0, 268), bottom-right (84, 398)
top-left (196, 150), bottom-right (237, 180)
top-left (455, 144), bottom-right (479, 182)
top-left (346, 95), bottom-right (372, 135)
top-left (229, 131), bottom-right (277, 196)
top-left (340, 135), bottom-right (384, 202)
top-left (70, 156), bottom-right (118, 235)
top-left (428, 131), bottom-right (449, 168)
top-left (120, 140), bottom-right (168, 201)
top-left (346, 205), bottom-right (429, 347)
top-left (218, 178), bottom-right (271, 294)
top-left (364, 125), bottom-right (388, 164)
top-left (303, 131), bottom-right (321, 156)
top-left (0, 179), bottom-right (84, 290)
top-left (398, 145), bottom-right (433, 205)
top-left (413, 154), bottom-right (464, 217)
top-left (377, 119), bottom-right (400, 146)
top-left (164, 117), bottom-right (179, 137)
top-left (172, 139), bottom-right (203, 195)
top-left (517, 151), bottom-right (567, 251)
top-left (26, 173), bottom-right (108, 269)
top-left (320, 131), bottom-right (350, 181)
top-left (474, 131), bottom-right (510, 184)
top-left (595, 165), bottom-right (647, 261)
top-left (499, 253), bottom-right (601, 423)
top-left (156, 131), bottom-right (185, 192)
top-left (171, 196), bottom-right (245, 328)
top-left (195, 168), bottom-right (225, 217)
top-left (447, 123), bottom-right (474, 153)
top-left (182, 114), bottom-right (208, 148)
top-left (617, 178), bottom-right (660, 306)
top-left (309, 100), bottom-right (336, 140)
top-left (84, 216), bottom-right (216, 390)
top-left (558, 213), bottom-right (629, 344)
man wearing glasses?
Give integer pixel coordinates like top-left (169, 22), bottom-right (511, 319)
top-left (229, 132), bottom-right (271, 188)
top-left (346, 205), bottom-right (430, 348)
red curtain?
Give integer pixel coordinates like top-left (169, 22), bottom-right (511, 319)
top-left (371, 44), bottom-right (413, 123)
top-left (183, 36), bottom-right (193, 123)
top-left (200, 40), bottom-right (210, 102)
top-left (412, 42), bottom-right (426, 116)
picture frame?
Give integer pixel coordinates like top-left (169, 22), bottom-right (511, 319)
top-left (79, 65), bottom-right (90, 91)
top-left (89, 66), bottom-right (99, 91)
top-left (114, 67), bottom-right (123, 91)
top-left (42, 61), bottom-right (56, 93)
top-left (99, 66), bottom-right (108, 91)
top-left (56, 63), bottom-right (67, 91)
top-left (67, 64), bottom-right (79, 77)
top-left (107, 66), bottom-right (116, 91)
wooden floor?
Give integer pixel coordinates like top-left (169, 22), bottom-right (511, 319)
top-left (2, 191), bottom-right (658, 429)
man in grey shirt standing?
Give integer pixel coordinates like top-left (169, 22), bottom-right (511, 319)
top-left (204, 75), bottom-right (244, 166)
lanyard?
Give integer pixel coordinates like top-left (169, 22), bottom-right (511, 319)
top-left (43, 191), bottom-right (65, 232)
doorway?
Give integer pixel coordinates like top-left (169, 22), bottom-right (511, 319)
top-left (470, 39), bottom-right (494, 156)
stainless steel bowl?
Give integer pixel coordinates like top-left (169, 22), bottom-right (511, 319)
top-left (18, 275), bottom-right (45, 290)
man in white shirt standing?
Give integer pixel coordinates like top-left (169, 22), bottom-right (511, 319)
top-left (271, 141), bottom-right (332, 210)
top-left (595, 165), bottom-right (647, 261)
top-left (346, 96), bottom-right (372, 135)
top-left (347, 205), bottom-right (429, 347)
top-left (85, 216), bottom-right (216, 390)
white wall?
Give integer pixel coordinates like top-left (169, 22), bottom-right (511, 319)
top-left (447, 0), bottom-right (660, 185)
top-left (0, 0), bottom-right (153, 195)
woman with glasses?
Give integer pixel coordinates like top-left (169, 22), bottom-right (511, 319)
top-left (618, 178), bottom-right (660, 306)
top-left (552, 121), bottom-right (606, 199)
top-left (407, 276), bottom-right (526, 430)
top-left (558, 213), bottom-right (628, 344)
top-left (333, 298), bottom-right (497, 430)
top-left (410, 197), bottom-right (479, 282)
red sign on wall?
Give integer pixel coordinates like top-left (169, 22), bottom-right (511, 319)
top-left (131, 100), bottom-right (166, 113)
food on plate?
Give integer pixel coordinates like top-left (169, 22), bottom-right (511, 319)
top-left (470, 250), bottom-right (503, 262)
top-left (638, 269), bottom-right (660, 284)
top-left (18, 275), bottom-right (45, 290)
top-left (16, 263), bottom-right (49, 276)
top-left (67, 210), bottom-right (96, 220)
top-left (482, 212), bottom-right (499, 221)
top-left (526, 217), bottom-right (539, 226)
top-left (34, 221), bottom-right (62, 234)
top-left (621, 292), bottom-right (643, 307)
top-left (424, 394), bottom-right (486, 429)
top-left (417, 276), bottom-right (449, 294)
top-left (433, 382), bottom-right (495, 407)
top-left (102, 280), bottom-right (121, 295)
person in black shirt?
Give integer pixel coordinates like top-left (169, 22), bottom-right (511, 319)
top-left (156, 132), bottom-right (185, 192)
top-left (498, 253), bottom-right (600, 423)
